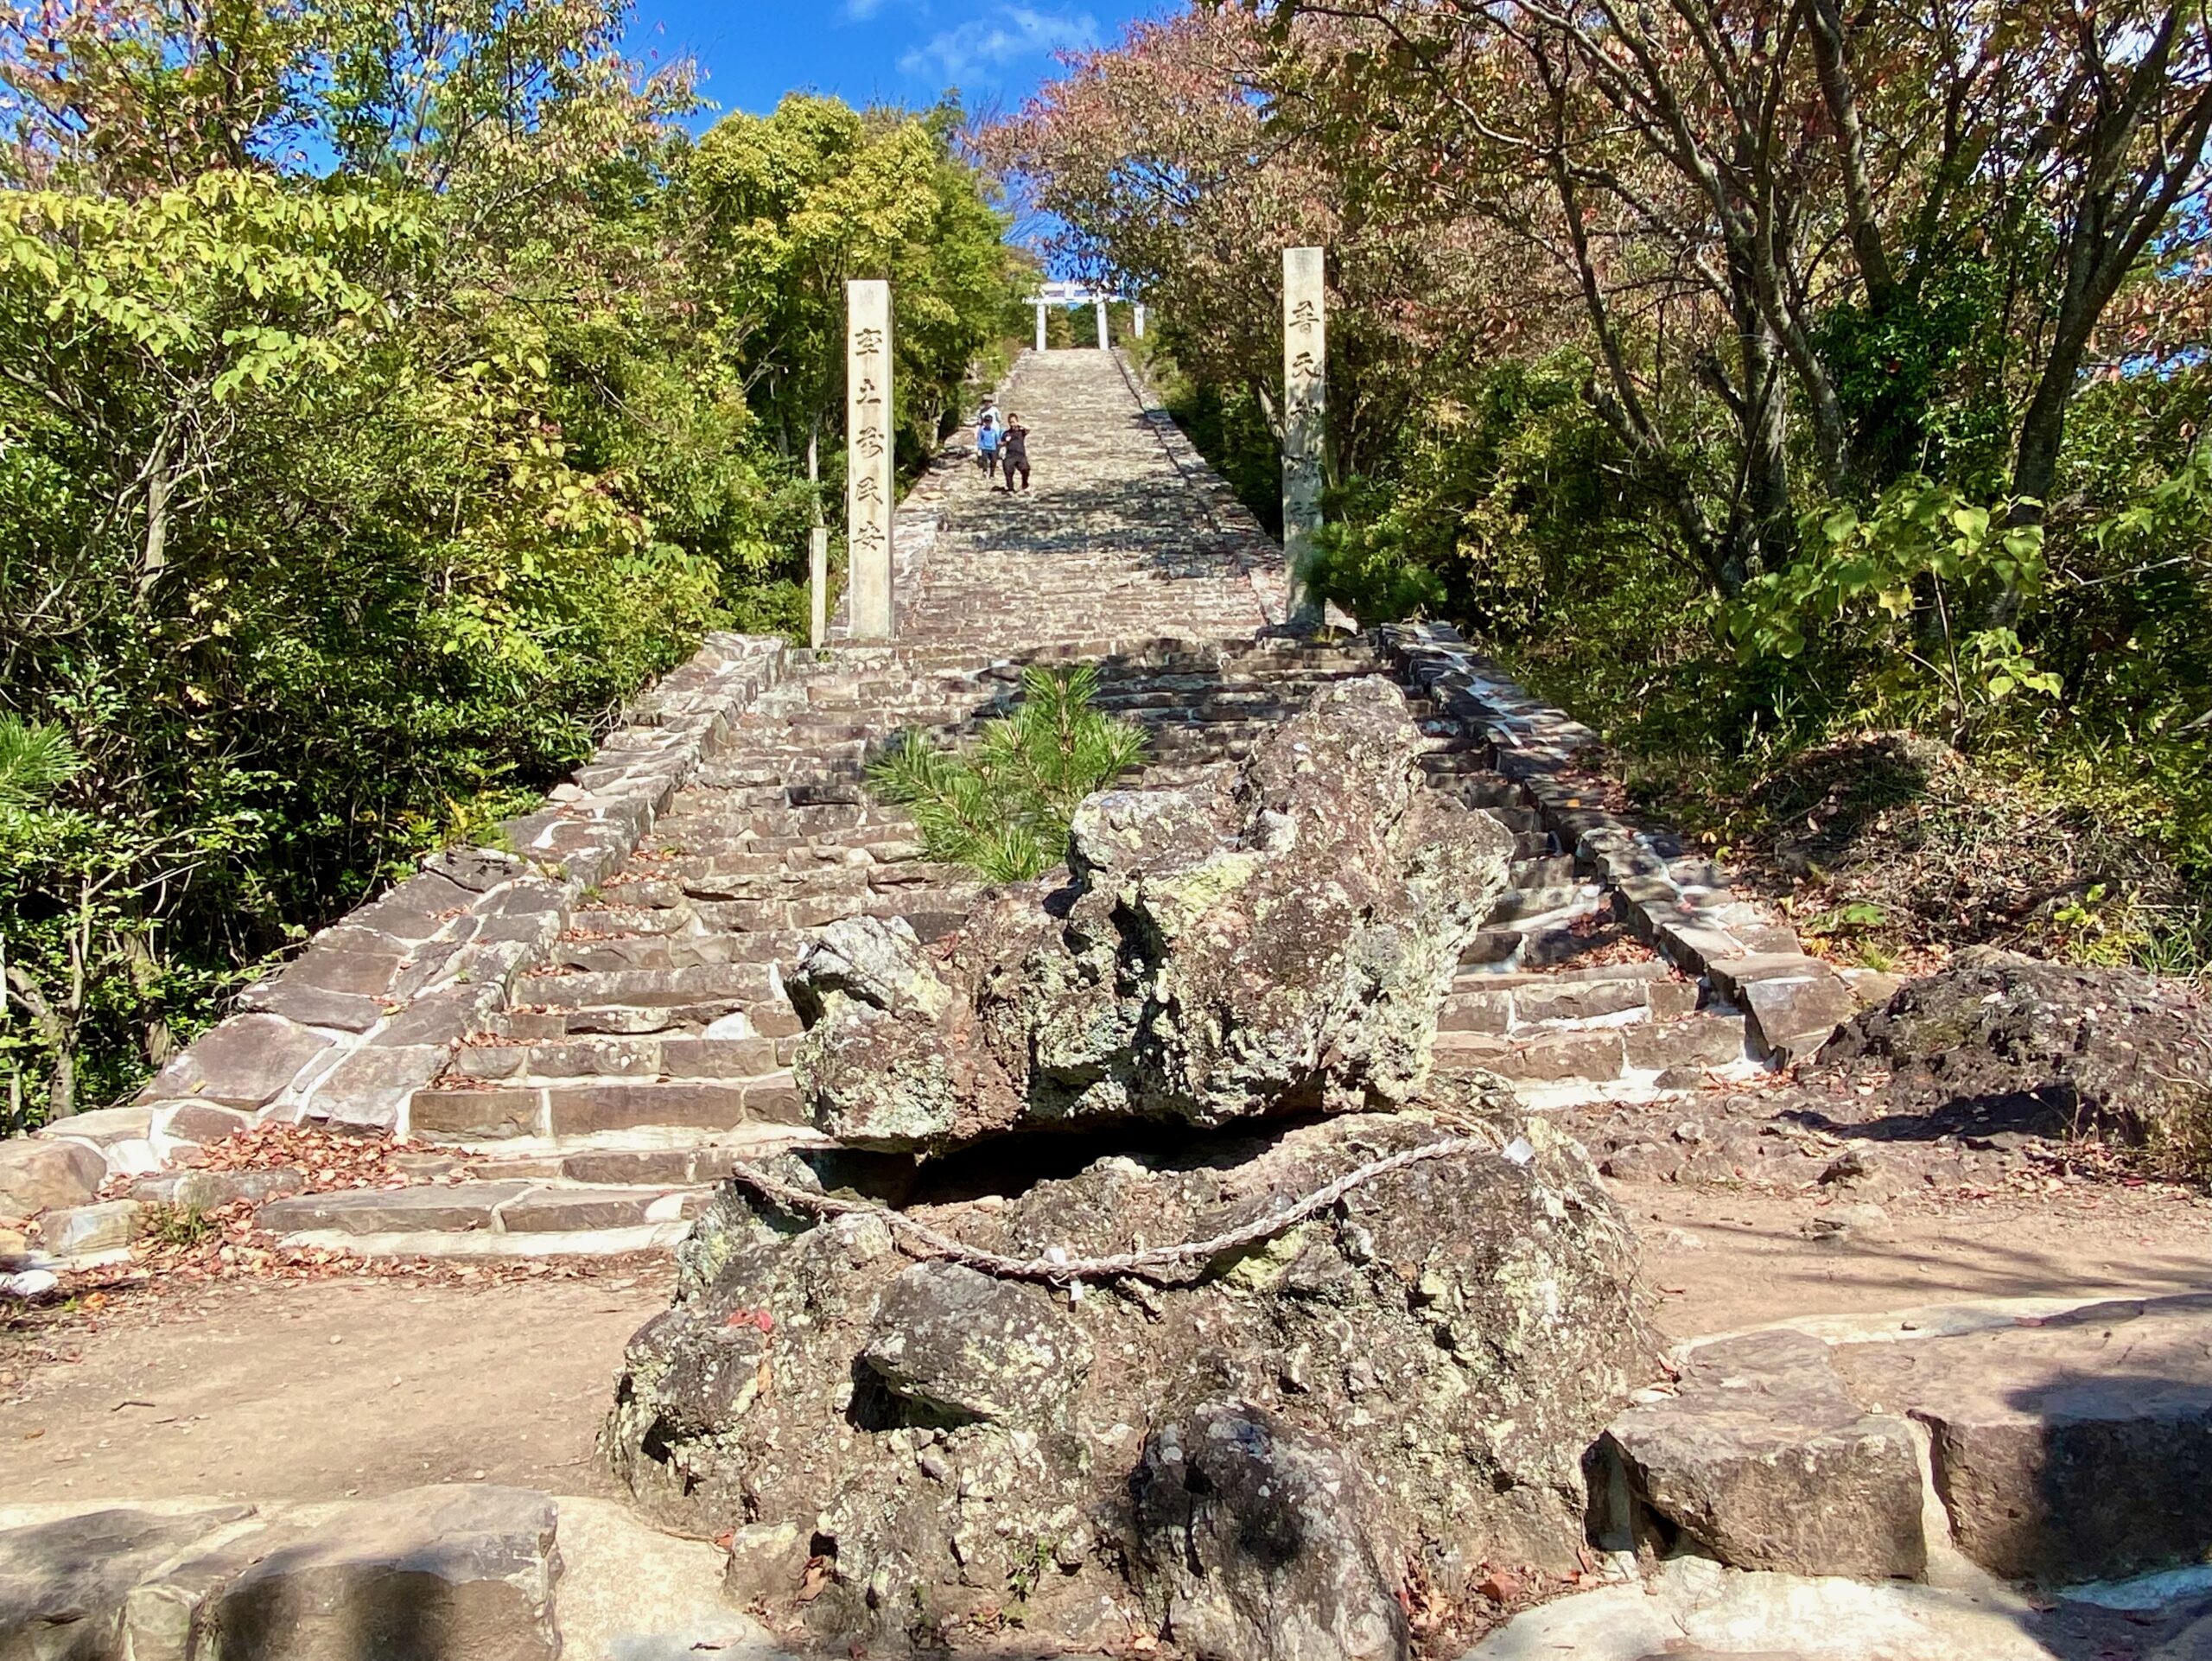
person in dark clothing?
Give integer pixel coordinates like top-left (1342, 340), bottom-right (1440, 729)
top-left (1000, 414), bottom-right (1030, 492)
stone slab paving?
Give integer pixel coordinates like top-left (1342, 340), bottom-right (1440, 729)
top-left (8, 347), bottom-right (1857, 1263)
top-left (0, 1489), bottom-right (792, 1661)
top-left (891, 348), bottom-right (1282, 652)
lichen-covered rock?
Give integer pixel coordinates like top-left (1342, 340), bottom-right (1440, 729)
top-left (601, 1091), bottom-right (1656, 1655)
top-left (1133, 1402), bottom-right (1407, 1661)
top-left (792, 678), bottom-right (1516, 1151)
top-left (860, 1263), bottom-right (1093, 1426)
top-left (1807, 946), bottom-right (2212, 1150)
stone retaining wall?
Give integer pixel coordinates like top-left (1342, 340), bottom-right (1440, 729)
top-left (110, 634), bottom-right (791, 1156)
top-left (1384, 622), bottom-right (1875, 1062)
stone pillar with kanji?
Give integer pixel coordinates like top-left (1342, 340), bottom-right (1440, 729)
top-left (1094, 296), bottom-right (1109, 351)
top-left (845, 279), bottom-right (894, 640)
top-left (1034, 300), bottom-right (1048, 353)
top-left (1281, 247), bottom-right (1326, 626)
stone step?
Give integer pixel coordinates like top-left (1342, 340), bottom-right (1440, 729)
top-left (1451, 959), bottom-right (1677, 992)
top-left (1433, 1011), bottom-right (1751, 1091)
top-left (1508, 854), bottom-right (1580, 888)
top-left (514, 962), bottom-right (779, 1012)
top-left (556, 1143), bottom-right (778, 1186)
top-left (1439, 971), bottom-right (1701, 1034)
top-left (508, 999), bottom-right (801, 1039)
top-left (410, 1074), bottom-right (803, 1141)
top-left (255, 1178), bottom-right (711, 1255)
top-left (1605, 1294), bottom-right (2212, 1591)
top-left (1484, 883), bottom-right (1596, 924)
top-left (448, 1033), bottom-right (791, 1084)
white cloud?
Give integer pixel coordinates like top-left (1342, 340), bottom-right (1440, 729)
top-left (841, 0), bottom-right (887, 19)
top-left (896, 7), bottom-right (1099, 85)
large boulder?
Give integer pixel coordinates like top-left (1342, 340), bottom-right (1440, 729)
top-left (792, 678), bottom-right (1517, 1151)
top-left (1806, 947), bottom-right (2212, 1153)
top-left (1600, 1329), bottom-right (1925, 1581)
top-left (1132, 1402), bottom-right (1407, 1661)
top-left (602, 1094), bottom-right (1657, 1656)
top-left (0, 1135), bottom-right (105, 1219)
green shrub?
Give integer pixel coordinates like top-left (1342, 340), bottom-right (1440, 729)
top-left (868, 665), bottom-right (1148, 882)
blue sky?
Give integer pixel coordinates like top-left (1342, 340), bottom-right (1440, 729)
top-left (626, 0), bottom-right (1167, 126)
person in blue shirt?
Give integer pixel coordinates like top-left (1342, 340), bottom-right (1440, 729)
top-left (976, 410), bottom-right (1001, 480)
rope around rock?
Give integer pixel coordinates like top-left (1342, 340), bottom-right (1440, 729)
top-left (725, 1132), bottom-right (1532, 1286)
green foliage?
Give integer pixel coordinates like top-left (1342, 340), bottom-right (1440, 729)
top-left (0, 0), bottom-right (1024, 1121)
top-left (1727, 478), bottom-right (2056, 733)
top-left (690, 95), bottom-right (1022, 468)
top-left (0, 717), bottom-right (79, 809)
top-left (142, 1201), bottom-right (213, 1248)
top-left (868, 665), bottom-right (1148, 883)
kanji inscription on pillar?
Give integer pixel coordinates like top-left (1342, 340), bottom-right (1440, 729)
top-left (1281, 247), bottom-right (1326, 625)
top-left (846, 279), bottom-right (894, 640)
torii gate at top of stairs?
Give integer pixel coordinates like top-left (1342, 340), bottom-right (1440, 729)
top-left (1033, 281), bottom-right (1147, 352)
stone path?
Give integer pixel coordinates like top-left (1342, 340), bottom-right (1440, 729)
top-left (9, 348), bottom-right (2212, 1659)
top-left (13, 348), bottom-right (1881, 1258)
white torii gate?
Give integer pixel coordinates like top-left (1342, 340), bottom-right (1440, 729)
top-left (1032, 281), bottom-right (1147, 352)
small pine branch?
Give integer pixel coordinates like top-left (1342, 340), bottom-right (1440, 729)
top-left (0, 716), bottom-right (81, 811)
top-left (864, 668), bottom-right (1147, 881)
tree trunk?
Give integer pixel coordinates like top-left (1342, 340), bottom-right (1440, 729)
top-left (137, 424), bottom-right (173, 596)
top-left (3, 966), bottom-right (74, 1120)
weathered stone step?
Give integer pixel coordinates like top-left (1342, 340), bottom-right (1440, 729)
top-left (1440, 971), bottom-right (1701, 1034)
top-left (257, 1178), bottom-right (702, 1238)
top-left (1508, 854), bottom-right (1580, 887)
top-left (507, 997), bottom-right (800, 1039)
top-left (514, 962), bottom-right (778, 1011)
top-left (1601, 1293), bottom-right (2212, 1595)
top-left (556, 1142), bottom-right (785, 1186)
top-left (1452, 958), bottom-right (1675, 994)
top-left (1433, 1011), bottom-right (1751, 1091)
top-left (410, 1074), bottom-right (802, 1140)
top-left (448, 1033), bottom-right (789, 1083)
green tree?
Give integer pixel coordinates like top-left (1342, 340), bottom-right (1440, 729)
top-left (0, 0), bottom-right (1021, 1119)
top-left (690, 96), bottom-right (1019, 487)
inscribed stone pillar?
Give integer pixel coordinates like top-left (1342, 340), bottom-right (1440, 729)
top-left (809, 525), bottom-right (829, 649)
top-left (1095, 296), bottom-right (1109, 351)
top-left (1133, 303), bottom-right (1147, 339)
top-left (1281, 247), bottom-right (1326, 626)
top-left (845, 278), bottom-right (894, 640)
top-left (1035, 301), bottom-right (1048, 353)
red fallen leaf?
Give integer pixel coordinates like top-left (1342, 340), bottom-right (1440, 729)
top-left (1476, 1569), bottom-right (1522, 1602)
top-left (713, 1528), bottom-right (736, 1550)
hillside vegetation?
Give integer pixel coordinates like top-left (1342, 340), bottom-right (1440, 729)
top-left (988, 2), bottom-right (2212, 977)
top-left (0, 0), bottom-right (1027, 1124)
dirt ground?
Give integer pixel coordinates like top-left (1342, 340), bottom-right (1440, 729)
top-left (1637, 1178), bottom-right (2212, 1339)
top-left (0, 1262), bottom-right (674, 1506)
top-left (2, 1180), bottom-right (2206, 1510)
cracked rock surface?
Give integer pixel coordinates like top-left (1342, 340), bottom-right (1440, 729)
top-left (791, 677), bottom-right (1517, 1153)
top-left (601, 1098), bottom-right (1655, 1655)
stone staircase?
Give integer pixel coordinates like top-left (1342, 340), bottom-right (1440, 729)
top-left (20, 348), bottom-right (1859, 1265)
top-left (243, 632), bottom-right (1773, 1256)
